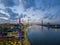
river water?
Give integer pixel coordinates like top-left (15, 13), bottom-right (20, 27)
top-left (26, 25), bottom-right (60, 45)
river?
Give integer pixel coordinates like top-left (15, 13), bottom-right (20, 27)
top-left (26, 25), bottom-right (60, 45)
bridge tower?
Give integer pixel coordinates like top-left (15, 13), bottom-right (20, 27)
top-left (18, 18), bottom-right (22, 45)
top-left (19, 18), bottom-right (21, 24)
top-left (42, 20), bottom-right (43, 26)
top-left (41, 20), bottom-right (43, 30)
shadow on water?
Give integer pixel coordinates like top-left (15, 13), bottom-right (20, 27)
top-left (27, 26), bottom-right (60, 45)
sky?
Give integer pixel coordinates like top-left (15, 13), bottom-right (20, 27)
top-left (0, 0), bottom-right (60, 23)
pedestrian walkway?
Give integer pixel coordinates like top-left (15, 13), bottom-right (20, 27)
top-left (0, 24), bottom-right (30, 45)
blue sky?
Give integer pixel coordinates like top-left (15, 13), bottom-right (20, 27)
top-left (0, 0), bottom-right (60, 23)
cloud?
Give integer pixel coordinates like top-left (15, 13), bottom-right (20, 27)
top-left (5, 8), bottom-right (19, 20)
top-left (43, 5), bottom-right (60, 19)
top-left (22, 0), bottom-right (35, 9)
top-left (0, 13), bottom-right (9, 18)
top-left (21, 0), bottom-right (60, 9)
top-left (0, 9), bottom-right (10, 17)
top-left (1, 0), bottom-right (19, 7)
top-left (0, 0), bottom-right (60, 23)
top-left (0, 17), bottom-right (9, 20)
top-left (0, 9), bottom-right (10, 21)
top-left (21, 0), bottom-right (60, 20)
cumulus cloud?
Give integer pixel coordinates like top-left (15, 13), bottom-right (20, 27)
top-left (20, 0), bottom-right (60, 20)
top-left (1, 0), bottom-right (19, 7)
top-left (0, 13), bottom-right (9, 18)
top-left (5, 8), bottom-right (19, 20)
top-left (22, 0), bottom-right (35, 9)
top-left (0, 0), bottom-right (60, 23)
top-left (0, 9), bottom-right (10, 21)
top-left (0, 9), bottom-right (10, 17)
top-left (0, 17), bottom-right (9, 20)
